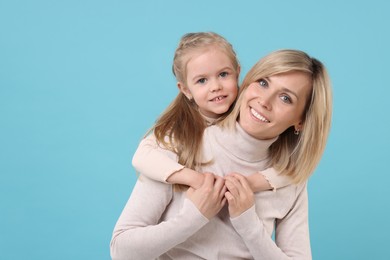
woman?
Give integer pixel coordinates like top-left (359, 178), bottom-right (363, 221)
top-left (110, 49), bottom-right (332, 259)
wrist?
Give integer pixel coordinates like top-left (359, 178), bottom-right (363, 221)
top-left (185, 169), bottom-right (203, 189)
top-left (248, 172), bottom-right (272, 192)
top-left (166, 167), bottom-right (204, 189)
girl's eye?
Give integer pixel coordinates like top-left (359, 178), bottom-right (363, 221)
top-left (280, 95), bottom-right (292, 104)
top-left (197, 78), bottom-right (207, 84)
top-left (219, 72), bottom-right (229, 77)
top-left (258, 79), bottom-right (268, 87)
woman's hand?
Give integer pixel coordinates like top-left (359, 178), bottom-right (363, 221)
top-left (186, 173), bottom-right (226, 219)
top-left (225, 173), bottom-right (255, 218)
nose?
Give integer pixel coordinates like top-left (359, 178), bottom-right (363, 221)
top-left (210, 80), bottom-right (222, 92)
top-left (258, 94), bottom-right (272, 111)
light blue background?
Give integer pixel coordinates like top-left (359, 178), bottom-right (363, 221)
top-left (1, 0), bottom-right (389, 259)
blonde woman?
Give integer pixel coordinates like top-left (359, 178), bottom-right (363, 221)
top-left (111, 49), bottom-right (332, 259)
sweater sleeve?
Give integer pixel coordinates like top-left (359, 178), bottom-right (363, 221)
top-left (110, 175), bottom-right (209, 260)
top-left (231, 183), bottom-right (311, 260)
top-left (261, 167), bottom-right (292, 191)
top-left (132, 134), bottom-right (185, 183)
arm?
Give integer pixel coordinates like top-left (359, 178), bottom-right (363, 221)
top-left (247, 167), bottom-right (292, 192)
top-left (167, 167), bottom-right (205, 189)
top-left (110, 176), bottom-right (209, 260)
top-left (231, 183), bottom-right (311, 260)
top-left (273, 183), bottom-right (311, 258)
top-left (132, 134), bottom-right (204, 188)
top-left (225, 174), bottom-right (311, 259)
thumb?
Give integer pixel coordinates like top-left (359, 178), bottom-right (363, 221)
top-left (225, 191), bottom-right (234, 202)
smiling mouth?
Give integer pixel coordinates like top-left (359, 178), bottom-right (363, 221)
top-left (210, 95), bottom-right (227, 102)
top-left (250, 108), bottom-right (270, 123)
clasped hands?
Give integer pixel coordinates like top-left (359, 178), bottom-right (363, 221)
top-left (186, 172), bottom-right (254, 219)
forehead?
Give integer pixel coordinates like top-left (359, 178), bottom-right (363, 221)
top-left (186, 46), bottom-right (231, 64)
top-left (185, 48), bottom-right (235, 76)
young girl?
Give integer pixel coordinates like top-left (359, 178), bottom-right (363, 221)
top-left (132, 32), bottom-right (291, 191)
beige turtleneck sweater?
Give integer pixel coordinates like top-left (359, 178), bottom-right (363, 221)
top-left (111, 123), bottom-right (311, 259)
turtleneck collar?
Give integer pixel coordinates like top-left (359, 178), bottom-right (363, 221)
top-left (210, 122), bottom-right (278, 163)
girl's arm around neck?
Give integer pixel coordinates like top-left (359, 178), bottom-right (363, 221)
top-left (132, 134), bottom-right (185, 183)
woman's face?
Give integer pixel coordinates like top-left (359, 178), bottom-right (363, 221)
top-left (238, 71), bottom-right (312, 140)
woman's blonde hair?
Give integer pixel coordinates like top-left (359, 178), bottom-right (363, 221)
top-left (221, 49), bottom-right (332, 184)
top-left (153, 32), bottom-right (240, 171)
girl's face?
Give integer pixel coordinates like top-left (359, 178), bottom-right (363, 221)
top-left (178, 48), bottom-right (239, 119)
top-left (239, 71), bottom-right (312, 140)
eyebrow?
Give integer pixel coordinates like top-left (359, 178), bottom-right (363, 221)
top-left (219, 66), bottom-right (234, 71)
top-left (265, 77), bottom-right (299, 100)
top-left (191, 67), bottom-right (235, 81)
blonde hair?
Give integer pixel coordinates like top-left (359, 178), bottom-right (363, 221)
top-left (221, 49), bottom-right (332, 184)
top-left (153, 32), bottom-right (240, 171)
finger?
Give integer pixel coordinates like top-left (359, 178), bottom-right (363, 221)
top-left (226, 175), bottom-right (242, 190)
top-left (202, 173), bottom-right (215, 188)
top-left (214, 175), bottom-right (225, 191)
top-left (219, 184), bottom-right (227, 200)
top-left (225, 191), bottom-right (235, 203)
top-left (225, 178), bottom-right (240, 197)
top-left (221, 197), bottom-right (227, 207)
top-left (232, 173), bottom-right (252, 192)
top-left (226, 172), bottom-right (239, 177)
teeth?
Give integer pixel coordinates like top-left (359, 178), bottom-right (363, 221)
top-left (213, 96), bottom-right (225, 101)
top-left (251, 108), bottom-right (269, 122)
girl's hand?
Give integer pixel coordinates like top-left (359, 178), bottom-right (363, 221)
top-left (224, 173), bottom-right (254, 218)
top-left (186, 173), bottom-right (226, 219)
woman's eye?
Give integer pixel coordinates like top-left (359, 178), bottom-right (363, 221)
top-left (258, 79), bottom-right (268, 87)
top-left (281, 95), bottom-right (292, 104)
top-left (197, 78), bottom-right (207, 84)
top-left (219, 72), bottom-right (228, 77)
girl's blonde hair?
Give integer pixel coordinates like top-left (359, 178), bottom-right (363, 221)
top-left (221, 49), bottom-right (333, 184)
top-left (153, 32), bottom-right (240, 171)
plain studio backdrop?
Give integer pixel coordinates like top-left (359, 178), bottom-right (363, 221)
top-left (1, 0), bottom-right (389, 259)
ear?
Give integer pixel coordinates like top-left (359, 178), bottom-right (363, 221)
top-left (294, 121), bottom-right (304, 132)
top-left (177, 82), bottom-right (192, 100)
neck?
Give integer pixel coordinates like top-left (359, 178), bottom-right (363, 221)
top-left (199, 110), bottom-right (219, 126)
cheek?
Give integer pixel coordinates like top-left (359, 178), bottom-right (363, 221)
top-left (193, 94), bottom-right (206, 103)
top-left (245, 84), bottom-right (260, 98)
top-left (274, 108), bottom-right (298, 129)
top-left (238, 102), bottom-right (247, 122)
top-left (284, 109), bottom-right (303, 127)
top-left (199, 91), bottom-right (212, 104)
top-left (231, 87), bottom-right (239, 100)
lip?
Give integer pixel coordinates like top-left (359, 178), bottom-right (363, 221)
top-left (250, 107), bottom-right (270, 123)
top-left (210, 95), bottom-right (227, 102)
